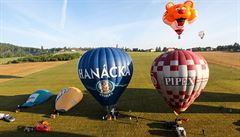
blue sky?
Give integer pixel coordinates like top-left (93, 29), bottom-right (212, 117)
top-left (0, 0), bottom-right (239, 49)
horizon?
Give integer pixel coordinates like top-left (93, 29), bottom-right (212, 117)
top-left (0, 41), bottom-right (239, 50)
top-left (0, 0), bottom-right (239, 49)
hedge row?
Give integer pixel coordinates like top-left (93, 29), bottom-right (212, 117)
top-left (8, 53), bottom-right (81, 64)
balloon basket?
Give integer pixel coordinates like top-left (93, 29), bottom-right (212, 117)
top-left (102, 105), bottom-right (119, 120)
top-left (50, 110), bottom-right (60, 119)
top-left (50, 114), bottom-right (56, 119)
top-left (102, 111), bottom-right (120, 121)
top-left (175, 117), bottom-right (190, 125)
top-left (15, 109), bottom-right (20, 113)
top-left (15, 105), bottom-right (21, 113)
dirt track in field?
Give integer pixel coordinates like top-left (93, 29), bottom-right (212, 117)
top-left (0, 61), bottom-right (67, 83)
top-left (197, 52), bottom-right (240, 69)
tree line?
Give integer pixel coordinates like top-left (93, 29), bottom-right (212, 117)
top-left (215, 43), bottom-right (240, 52)
top-left (154, 43), bottom-right (240, 52)
top-left (0, 43), bottom-right (38, 57)
top-left (8, 53), bottom-right (81, 64)
top-left (0, 43), bottom-right (89, 58)
top-left (1, 42), bottom-right (239, 59)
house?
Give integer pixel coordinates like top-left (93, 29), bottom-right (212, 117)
top-left (167, 48), bottom-right (175, 52)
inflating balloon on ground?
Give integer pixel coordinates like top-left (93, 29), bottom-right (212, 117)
top-left (16, 89), bottom-right (53, 112)
top-left (55, 87), bottom-right (83, 113)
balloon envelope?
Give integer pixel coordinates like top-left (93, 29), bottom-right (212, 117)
top-left (78, 48), bottom-right (133, 111)
top-left (198, 31), bottom-right (205, 39)
top-left (55, 87), bottom-right (83, 112)
top-left (20, 89), bottom-right (53, 108)
top-left (150, 50), bottom-right (209, 114)
top-left (163, 1), bottom-right (198, 37)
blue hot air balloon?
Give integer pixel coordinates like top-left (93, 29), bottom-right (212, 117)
top-left (16, 89), bottom-right (53, 112)
top-left (78, 48), bottom-right (133, 118)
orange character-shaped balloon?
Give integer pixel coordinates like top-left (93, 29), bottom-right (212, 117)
top-left (163, 0), bottom-right (198, 39)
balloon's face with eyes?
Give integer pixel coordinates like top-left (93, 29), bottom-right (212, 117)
top-left (163, 1), bottom-right (197, 35)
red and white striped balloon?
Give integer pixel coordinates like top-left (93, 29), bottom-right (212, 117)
top-left (150, 50), bottom-right (209, 114)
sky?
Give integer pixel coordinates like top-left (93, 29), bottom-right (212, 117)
top-left (0, 0), bottom-right (239, 49)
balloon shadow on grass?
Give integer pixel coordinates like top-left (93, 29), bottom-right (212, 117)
top-left (117, 88), bottom-right (240, 114)
top-left (0, 92), bottom-right (105, 120)
top-left (0, 88), bottom-right (239, 120)
top-left (147, 121), bottom-right (177, 137)
top-left (0, 94), bottom-right (55, 115)
top-left (0, 129), bottom-right (94, 137)
top-left (0, 75), bottom-right (23, 79)
top-left (233, 120), bottom-right (240, 132)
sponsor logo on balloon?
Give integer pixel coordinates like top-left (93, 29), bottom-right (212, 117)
top-left (164, 77), bottom-right (194, 86)
top-left (164, 77), bottom-right (208, 86)
top-left (96, 80), bottom-right (115, 97)
top-left (79, 65), bottom-right (131, 79)
top-left (56, 88), bottom-right (69, 102)
top-left (26, 93), bottom-right (39, 103)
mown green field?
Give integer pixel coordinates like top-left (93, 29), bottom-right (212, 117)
top-left (0, 52), bottom-right (239, 137)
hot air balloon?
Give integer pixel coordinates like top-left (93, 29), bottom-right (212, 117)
top-left (78, 48), bottom-right (133, 119)
top-left (55, 87), bottom-right (83, 113)
top-left (16, 90), bottom-right (53, 112)
top-left (150, 50), bottom-right (209, 115)
top-left (163, 0), bottom-right (198, 39)
top-left (198, 31), bottom-right (205, 39)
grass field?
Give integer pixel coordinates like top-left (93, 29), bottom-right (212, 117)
top-left (0, 52), bottom-right (239, 137)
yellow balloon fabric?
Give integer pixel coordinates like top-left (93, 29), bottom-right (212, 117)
top-left (55, 87), bottom-right (83, 112)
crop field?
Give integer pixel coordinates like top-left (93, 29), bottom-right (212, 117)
top-left (0, 52), bottom-right (239, 137)
top-left (196, 52), bottom-right (240, 69)
top-left (0, 62), bottom-right (67, 83)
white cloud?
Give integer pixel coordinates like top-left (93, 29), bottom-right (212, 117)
top-left (60, 0), bottom-right (68, 29)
